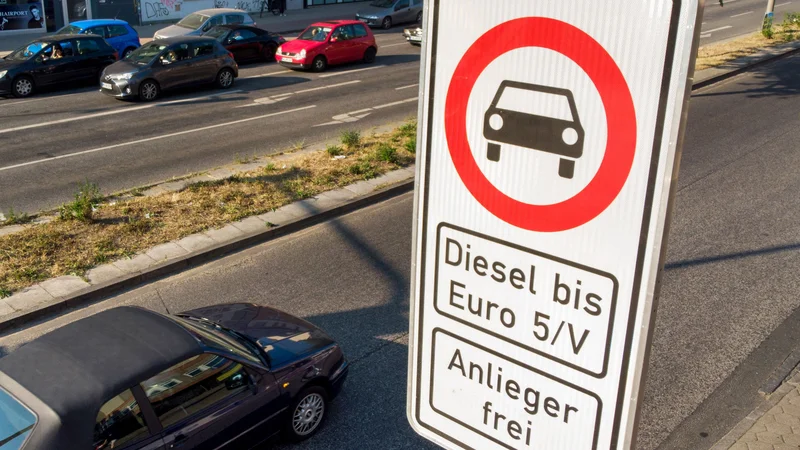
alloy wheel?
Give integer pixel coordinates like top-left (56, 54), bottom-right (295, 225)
top-left (140, 82), bottom-right (158, 101)
top-left (14, 78), bottom-right (33, 97)
top-left (292, 392), bottom-right (324, 436)
top-left (219, 69), bottom-right (234, 88)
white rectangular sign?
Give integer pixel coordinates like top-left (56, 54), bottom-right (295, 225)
top-left (408, 1), bottom-right (703, 449)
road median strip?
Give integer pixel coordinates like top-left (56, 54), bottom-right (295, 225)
top-left (0, 119), bottom-right (418, 330)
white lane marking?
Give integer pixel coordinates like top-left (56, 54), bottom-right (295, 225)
top-left (242, 70), bottom-right (293, 79)
top-left (0, 90), bottom-right (243, 135)
top-left (701, 33), bottom-right (712, 38)
top-left (380, 42), bottom-right (409, 48)
top-left (1, 91), bottom-right (88, 107)
top-left (731, 11), bottom-right (754, 17)
top-left (313, 97), bottom-right (416, 127)
top-left (776, 2), bottom-right (791, 7)
top-left (319, 65), bottom-right (386, 78)
top-left (702, 25), bottom-right (733, 33)
top-left (237, 80), bottom-right (361, 108)
top-left (395, 83), bottom-right (418, 90)
top-left (0, 105), bottom-right (316, 173)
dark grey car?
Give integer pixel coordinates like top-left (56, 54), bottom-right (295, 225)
top-left (356, 0), bottom-right (423, 29)
top-left (100, 36), bottom-right (238, 101)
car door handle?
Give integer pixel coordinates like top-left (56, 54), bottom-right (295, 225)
top-left (170, 433), bottom-right (188, 448)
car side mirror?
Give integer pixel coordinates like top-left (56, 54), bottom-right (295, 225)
top-left (226, 38), bottom-right (234, 44)
top-left (331, 36), bottom-right (338, 42)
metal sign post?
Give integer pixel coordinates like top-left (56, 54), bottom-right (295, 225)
top-left (407, 1), bottom-right (704, 449)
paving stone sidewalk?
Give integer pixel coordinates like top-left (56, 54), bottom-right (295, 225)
top-left (714, 371), bottom-right (800, 450)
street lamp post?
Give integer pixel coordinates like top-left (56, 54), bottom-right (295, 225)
top-left (764, 0), bottom-right (776, 33)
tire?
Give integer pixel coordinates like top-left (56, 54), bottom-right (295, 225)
top-left (283, 386), bottom-right (327, 442)
top-left (487, 142), bottom-right (501, 162)
top-left (138, 80), bottom-right (159, 102)
top-left (11, 76), bottom-right (34, 98)
top-left (216, 68), bottom-right (235, 89)
top-left (363, 47), bottom-right (377, 64)
top-left (381, 16), bottom-right (392, 29)
top-left (263, 43), bottom-right (277, 61)
top-left (416, 11), bottom-right (422, 23)
top-left (121, 47), bottom-right (135, 59)
top-left (311, 55), bottom-right (327, 72)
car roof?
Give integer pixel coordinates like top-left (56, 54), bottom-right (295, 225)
top-left (38, 34), bottom-right (105, 42)
top-left (68, 19), bottom-right (129, 27)
top-left (155, 35), bottom-right (219, 44)
top-left (0, 307), bottom-right (202, 425)
top-left (212, 24), bottom-right (261, 31)
top-left (194, 7), bottom-right (248, 15)
top-left (314, 20), bottom-right (363, 26)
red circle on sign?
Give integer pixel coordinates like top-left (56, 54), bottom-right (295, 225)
top-left (445, 17), bottom-right (637, 232)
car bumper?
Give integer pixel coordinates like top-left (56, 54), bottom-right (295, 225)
top-left (0, 77), bottom-right (11, 95)
top-left (277, 60), bottom-right (309, 70)
top-left (99, 79), bottom-right (138, 98)
top-left (329, 359), bottom-right (349, 399)
top-left (355, 16), bottom-right (380, 26)
top-left (406, 35), bottom-right (422, 45)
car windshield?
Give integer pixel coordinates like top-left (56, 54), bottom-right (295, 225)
top-left (174, 316), bottom-right (265, 366)
top-left (496, 86), bottom-right (574, 121)
top-left (177, 13), bottom-right (209, 29)
top-left (204, 27), bottom-right (229, 41)
top-left (0, 387), bottom-right (36, 450)
top-left (125, 42), bottom-right (167, 64)
top-left (4, 41), bottom-right (48, 61)
top-left (370, 0), bottom-right (395, 7)
top-left (55, 24), bottom-right (82, 34)
top-left (298, 26), bottom-right (331, 41)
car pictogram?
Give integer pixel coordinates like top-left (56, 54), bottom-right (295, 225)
top-left (483, 80), bottom-right (584, 179)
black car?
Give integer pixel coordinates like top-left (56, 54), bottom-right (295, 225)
top-left (484, 80), bottom-right (585, 179)
top-left (203, 24), bottom-right (286, 63)
top-left (0, 304), bottom-right (348, 450)
top-left (0, 35), bottom-right (117, 98)
top-left (100, 36), bottom-right (238, 101)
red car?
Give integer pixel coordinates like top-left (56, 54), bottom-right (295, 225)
top-left (275, 20), bottom-right (378, 72)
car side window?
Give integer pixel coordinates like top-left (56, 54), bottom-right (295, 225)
top-left (108, 25), bottom-right (129, 38)
top-left (236, 29), bottom-right (257, 40)
top-left (94, 388), bottom-right (150, 450)
top-left (412, 0), bottom-right (422, 5)
top-left (85, 26), bottom-right (108, 38)
top-left (141, 353), bottom-right (252, 430)
top-left (193, 42), bottom-right (215, 57)
top-left (77, 39), bottom-right (101, 55)
top-left (353, 24), bottom-right (368, 38)
top-left (172, 43), bottom-right (191, 61)
top-left (334, 25), bottom-right (354, 41)
top-left (395, 0), bottom-right (410, 10)
top-left (225, 14), bottom-right (245, 24)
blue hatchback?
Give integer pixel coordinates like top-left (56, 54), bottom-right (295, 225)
top-left (55, 19), bottom-right (140, 58)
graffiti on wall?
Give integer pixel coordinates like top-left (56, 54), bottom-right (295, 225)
top-left (141, 0), bottom-right (264, 23)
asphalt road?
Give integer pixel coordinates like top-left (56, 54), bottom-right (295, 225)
top-left (0, 37), bottom-right (799, 450)
top-left (701, 0), bottom-right (797, 43)
top-left (0, 30), bottom-right (420, 215)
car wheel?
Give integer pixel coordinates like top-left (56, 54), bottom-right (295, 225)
top-left (121, 47), bottom-right (135, 59)
top-left (416, 11), bottom-right (422, 23)
top-left (11, 76), bottom-right (34, 98)
top-left (138, 80), bottom-right (159, 102)
top-left (284, 386), bottom-right (327, 442)
top-left (311, 55), bottom-right (327, 72)
top-left (263, 43), bottom-right (278, 61)
top-left (363, 47), bottom-right (377, 64)
top-left (216, 68), bottom-right (235, 89)
top-left (381, 16), bottom-right (392, 29)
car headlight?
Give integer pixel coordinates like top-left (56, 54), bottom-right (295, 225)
top-left (299, 48), bottom-right (306, 58)
top-left (277, 45), bottom-right (283, 54)
top-left (0, 70), bottom-right (7, 79)
top-left (110, 72), bottom-right (134, 81)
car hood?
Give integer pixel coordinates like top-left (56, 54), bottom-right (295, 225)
top-left (102, 60), bottom-right (144, 76)
top-left (357, 5), bottom-right (389, 16)
top-left (155, 24), bottom-right (194, 38)
top-left (179, 303), bottom-right (320, 345)
top-left (280, 39), bottom-right (323, 53)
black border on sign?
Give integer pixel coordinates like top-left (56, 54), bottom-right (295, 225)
top-left (429, 328), bottom-right (602, 450)
top-left (413, 1), bottom-right (684, 449)
top-left (433, 222), bottom-right (619, 378)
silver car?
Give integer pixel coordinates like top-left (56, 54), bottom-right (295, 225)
top-left (153, 8), bottom-right (256, 40)
top-left (356, 0), bottom-right (423, 30)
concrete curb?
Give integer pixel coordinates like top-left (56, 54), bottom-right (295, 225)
top-left (692, 40), bottom-right (800, 90)
top-left (0, 173), bottom-right (414, 334)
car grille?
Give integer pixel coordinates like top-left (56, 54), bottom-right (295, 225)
top-left (280, 51), bottom-right (297, 57)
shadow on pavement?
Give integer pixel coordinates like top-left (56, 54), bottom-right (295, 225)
top-left (693, 53), bottom-right (800, 99)
top-left (665, 242), bottom-right (800, 270)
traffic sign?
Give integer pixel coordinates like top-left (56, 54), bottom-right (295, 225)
top-left (407, 1), bottom-right (703, 449)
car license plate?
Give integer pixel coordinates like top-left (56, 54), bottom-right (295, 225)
top-left (281, 57), bottom-right (293, 63)
top-left (410, 36), bottom-right (422, 41)
top-left (101, 82), bottom-right (113, 90)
